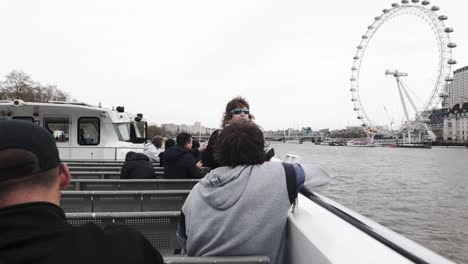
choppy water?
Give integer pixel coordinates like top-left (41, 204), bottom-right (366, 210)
top-left (268, 142), bottom-right (468, 264)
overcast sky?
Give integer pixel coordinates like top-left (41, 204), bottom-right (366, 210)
top-left (1, 0), bottom-right (467, 130)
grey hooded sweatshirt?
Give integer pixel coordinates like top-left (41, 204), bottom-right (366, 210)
top-left (177, 161), bottom-right (331, 264)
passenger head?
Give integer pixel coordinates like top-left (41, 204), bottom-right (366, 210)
top-left (215, 120), bottom-right (266, 167)
top-left (0, 120), bottom-right (70, 207)
top-left (151, 136), bottom-right (164, 148)
top-left (176, 133), bottom-right (193, 150)
top-left (125, 151), bottom-right (136, 161)
top-left (191, 139), bottom-right (200, 149)
top-left (222, 96), bottom-right (254, 128)
top-left (164, 138), bottom-right (176, 149)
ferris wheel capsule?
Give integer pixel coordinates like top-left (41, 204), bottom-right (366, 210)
top-left (421, 1), bottom-right (430, 6)
top-left (411, 0), bottom-right (419, 3)
top-left (438, 15), bottom-right (448, 20)
top-left (357, 45), bottom-right (363, 49)
top-left (357, 116), bottom-right (364, 120)
top-left (351, 66), bottom-right (357, 70)
top-left (350, 88), bottom-right (356, 92)
top-left (351, 98), bottom-right (357, 102)
top-left (350, 77), bottom-right (356, 81)
top-left (448, 59), bottom-right (457, 65)
top-left (354, 56), bottom-right (360, 60)
top-left (362, 35), bottom-right (368, 39)
top-left (445, 28), bottom-right (454, 33)
top-left (447, 43), bottom-right (457, 48)
top-left (368, 25), bottom-right (374, 29)
top-left (391, 3), bottom-right (399, 8)
top-left (439, 92), bottom-right (449, 98)
top-left (401, 0), bottom-right (409, 4)
top-left (353, 108), bottom-right (360, 111)
top-left (383, 9), bottom-right (389, 13)
top-left (375, 16), bottom-right (381, 20)
top-left (431, 6), bottom-right (439, 11)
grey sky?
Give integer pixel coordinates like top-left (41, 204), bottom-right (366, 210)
top-left (1, 0), bottom-right (467, 130)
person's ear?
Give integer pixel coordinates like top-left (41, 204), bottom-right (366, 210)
top-left (58, 163), bottom-right (71, 190)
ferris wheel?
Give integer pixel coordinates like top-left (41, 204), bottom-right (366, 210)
top-left (350, 0), bottom-right (457, 136)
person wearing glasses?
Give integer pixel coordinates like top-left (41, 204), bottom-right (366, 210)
top-left (201, 96), bottom-right (253, 170)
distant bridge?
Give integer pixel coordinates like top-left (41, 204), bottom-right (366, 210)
top-left (192, 135), bottom-right (325, 143)
top-left (264, 136), bottom-right (323, 143)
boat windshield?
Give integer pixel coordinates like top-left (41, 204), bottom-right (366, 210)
top-left (114, 122), bottom-right (146, 142)
top-left (115, 123), bottom-right (131, 141)
top-left (133, 121), bottom-right (143, 138)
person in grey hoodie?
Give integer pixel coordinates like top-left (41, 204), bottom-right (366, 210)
top-left (177, 120), bottom-right (331, 264)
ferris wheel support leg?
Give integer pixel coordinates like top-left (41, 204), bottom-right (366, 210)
top-left (396, 77), bottom-right (410, 122)
top-left (400, 80), bottom-right (419, 115)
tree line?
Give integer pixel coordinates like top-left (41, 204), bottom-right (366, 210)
top-left (0, 70), bottom-right (69, 102)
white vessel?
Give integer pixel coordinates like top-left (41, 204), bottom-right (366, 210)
top-left (0, 99), bottom-right (147, 160)
top-left (347, 138), bottom-right (377, 147)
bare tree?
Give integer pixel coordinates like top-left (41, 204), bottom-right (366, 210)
top-left (0, 70), bottom-right (70, 102)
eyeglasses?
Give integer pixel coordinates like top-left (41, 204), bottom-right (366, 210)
top-left (230, 109), bottom-right (250, 115)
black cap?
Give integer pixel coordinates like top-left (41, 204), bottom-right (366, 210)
top-left (0, 120), bottom-right (61, 182)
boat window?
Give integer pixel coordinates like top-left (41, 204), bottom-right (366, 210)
top-left (115, 123), bottom-right (131, 141)
top-left (44, 117), bottom-right (70, 143)
top-left (134, 122), bottom-right (144, 138)
top-left (129, 121), bottom-right (147, 143)
top-left (12, 116), bottom-right (34, 123)
top-left (78, 117), bottom-right (100, 145)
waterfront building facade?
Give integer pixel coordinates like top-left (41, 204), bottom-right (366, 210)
top-left (443, 66), bottom-right (468, 142)
top-left (443, 103), bottom-right (468, 141)
top-left (448, 66), bottom-right (468, 108)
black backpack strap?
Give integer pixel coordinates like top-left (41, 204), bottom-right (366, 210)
top-left (282, 163), bottom-right (298, 204)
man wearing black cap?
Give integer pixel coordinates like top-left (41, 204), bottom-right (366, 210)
top-left (0, 120), bottom-right (164, 264)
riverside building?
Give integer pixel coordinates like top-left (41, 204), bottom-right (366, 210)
top-left (443, 66), bottom-right (468, 142)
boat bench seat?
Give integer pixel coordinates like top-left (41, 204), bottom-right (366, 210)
top-left (163, 256), bottom-right (270, 264)
top-left (66, 211), bottom-right (180, 252)
top-left (61, 190), bottom-right (190, 212)
top-left (67, 179), bottom-right (199, 191)
top-left (70, 171), bottom-right (165, 179)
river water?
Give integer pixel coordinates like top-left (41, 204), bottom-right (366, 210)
top-left (268, 142), bottom-right (468, 264)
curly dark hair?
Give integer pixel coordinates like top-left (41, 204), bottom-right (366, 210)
top-left (151, 136), bottom-right (164, 148)
top-left (214, 120), bottom-right (266, 167)
top-left (221, 96), bottom-right (254, 128)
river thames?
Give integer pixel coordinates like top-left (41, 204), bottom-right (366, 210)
top-left (268, 142), bottom-right (468, 263)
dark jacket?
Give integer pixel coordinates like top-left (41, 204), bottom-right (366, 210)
top-left (164, 146), bottom-right (201, 179)
top-left (158, 152), bottom-right (165, 167)
top-left (0, 202), bottom-right (164, 264)
top-left (191, 148), bottom-right (201, 162)
top-left (120, 153), bottom-right (156, 179)
top-left (201, 129), bottom-right (220, 169)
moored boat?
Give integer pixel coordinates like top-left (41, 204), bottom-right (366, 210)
top-left (0, 99), bottom-right (148, 160)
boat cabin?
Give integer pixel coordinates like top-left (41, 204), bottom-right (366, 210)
top-left (0, 99), bottom-right (147, 160)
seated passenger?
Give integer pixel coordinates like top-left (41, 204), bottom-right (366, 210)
top-left (201, 96), bottom-right (254, 171)
top-left (190, 139), bottom-right (202, 162)
top-left (143, 136), bottom-right (164, 162)
top-left (158, 138), bottom-right (175, 168)
top-left (0, 120), bottom-right (164, 264)
top-left (164, 133), bottom-right (202, 179)
top-left (120, 151), bottom-right (156, 179)
top-left (177, 120), bottom-right (331, 264)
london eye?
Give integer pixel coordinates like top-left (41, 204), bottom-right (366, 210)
top-left (349, 0), bottom-right (457, 139)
